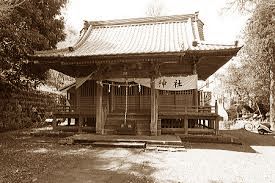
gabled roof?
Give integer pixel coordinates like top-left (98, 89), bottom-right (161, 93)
top-left (32, 13), bottom-right (240, 58)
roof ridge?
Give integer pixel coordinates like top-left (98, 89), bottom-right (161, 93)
top-left (88, 13), bottom-right (199, 27)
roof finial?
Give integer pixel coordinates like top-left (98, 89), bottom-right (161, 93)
top-left (80, 20), bottom-right (90, 35)
top-left (194, 11), bottom-right (199, 21)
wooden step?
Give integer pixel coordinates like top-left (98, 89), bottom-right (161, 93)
top-left (104, 129), bottom-right (117, 135)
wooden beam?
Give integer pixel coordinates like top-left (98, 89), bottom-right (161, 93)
top-left (96, 81), bottom-right (103, 134)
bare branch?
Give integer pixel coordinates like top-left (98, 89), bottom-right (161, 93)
top-left (145, 0), bottom-right (165, 17)
top-left (222, 0), bottom-right (259, 14)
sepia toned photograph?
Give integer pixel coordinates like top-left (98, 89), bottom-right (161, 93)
top-left (0, 0), bottom-right (274, 182)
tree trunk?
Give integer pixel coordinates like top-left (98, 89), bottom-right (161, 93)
top-left (270, 58), bottom-right (275, 130)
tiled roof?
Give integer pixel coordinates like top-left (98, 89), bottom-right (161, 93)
top-left (33, 13), bottom-right (239, 58)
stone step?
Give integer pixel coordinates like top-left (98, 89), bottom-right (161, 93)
top-left (106, 118), bottom-right (150, 122)
top-left (78, 141), bottom-right (146, 148)
top-left (178, 134), bottom-right (242, 145)
top-left (145, 144), bottom-right (186, 152)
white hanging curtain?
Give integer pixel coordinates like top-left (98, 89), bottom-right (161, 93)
top-left (107, 75), bottom-right (198, 91)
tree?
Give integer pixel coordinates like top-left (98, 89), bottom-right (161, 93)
top-left (0, 0), bottom-right (68, 89)
top-left (223, 0), bottom-right (275, 127)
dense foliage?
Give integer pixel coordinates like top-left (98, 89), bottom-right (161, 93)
top-left (0, 0), bottom-right (67, 88)
top-left (221, 0), bottom-right (275, 123)
top-left (223, 0), bottom-right (274, 101)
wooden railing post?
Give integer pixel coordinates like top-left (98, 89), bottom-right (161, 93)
top-left (215, 100), bottom-right (218, 114)
top-left (101, 106), bottom-right (107, 134)
top-left (184, 116), bottom-right (188, 135)
top-left (78, 114), bottom-right (83, 133)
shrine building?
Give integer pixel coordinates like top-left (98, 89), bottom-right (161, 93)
top-left (29, 13), bottom-right (241, 135)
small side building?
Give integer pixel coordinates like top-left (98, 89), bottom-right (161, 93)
top-left (29, 13), bottom-right (241, 135)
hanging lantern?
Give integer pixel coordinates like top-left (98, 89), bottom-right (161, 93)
top-left (138, 84), bottom-right (141, 93)
top-left (118, 85), bottom-right (120, 88)
top-left (108, 84), bottom-right (111, 93)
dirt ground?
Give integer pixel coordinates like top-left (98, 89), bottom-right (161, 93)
top-left (0, 129), bottom-right (275, 183)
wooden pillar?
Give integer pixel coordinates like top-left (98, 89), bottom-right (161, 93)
top-left (76, 86), bottom-right (80, 111)
top-left (192, 61), bottom-right (198, 128)
top-left (52, 116), bottom-right (57, 130)
top-left (193, 61), bottom-right (198, 109)
top-left (139, 89), bottom-right (142, 112)
top-left (109, 82), bottom-right (114, 112)
top-left (215, 117), bottom-right (219, 135)
top-left (150, 78), bottom-right (158, 136)
top-left (194, 90), bottom-right (198, 106)
top-left (96, 81), bottom-right (103, 134)
top-left (215, 100), bottom-right (218, 114)
top-left (214, 100), bottom-right (219, 134)
top-left (184, 116), bottom-right (188, 135)
top-left (75, 86), bottom-right (82, 132)
top-left (156, 89), bottom-right (160, 135)
top-left (68, 118), bottom-right (71, 126)
top-left (78, 116), bottom-right (83, 133)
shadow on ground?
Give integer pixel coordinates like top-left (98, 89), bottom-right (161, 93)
top-left (222, 129), bottom-right (275, 146)
top-left (187, 129), bottom-right (275, 153)
top-left (37, 148), bottom-right (158, 183)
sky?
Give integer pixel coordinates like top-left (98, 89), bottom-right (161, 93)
top-left (62, 0), bottom-right (250, 44)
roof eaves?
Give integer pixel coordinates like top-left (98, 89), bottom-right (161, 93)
top-left (29, 51), bottom-right (186, 63)
top-left (185, 46), bottom-right (242, 56)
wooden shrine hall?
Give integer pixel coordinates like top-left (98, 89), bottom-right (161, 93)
top-left (30, 13), bottom-right (241, 136)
